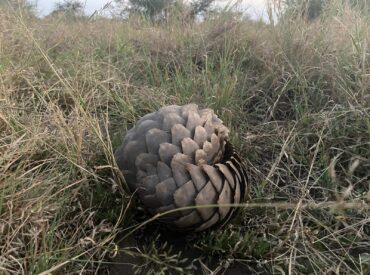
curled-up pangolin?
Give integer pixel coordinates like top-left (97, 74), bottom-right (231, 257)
top-left (115, 104), bottom-right (248, 231)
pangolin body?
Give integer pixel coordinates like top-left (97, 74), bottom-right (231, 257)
top-left (115, 104), bottom-right (247, 231)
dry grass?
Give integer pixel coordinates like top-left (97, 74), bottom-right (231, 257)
top-left (0, 2), bottom-right (369, 274)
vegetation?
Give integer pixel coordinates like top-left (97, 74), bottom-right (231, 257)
top-left (282, 0), bottom-right (370, 20)
top-left (0, 0), bottom-right (369, 274)
top-left (52, 0), bottom-right (84, 17)
top-left (113, 0), bottom-right (216, 21)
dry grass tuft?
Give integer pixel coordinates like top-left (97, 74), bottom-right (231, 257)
top-left (0, 2), bottom-right (369, 274)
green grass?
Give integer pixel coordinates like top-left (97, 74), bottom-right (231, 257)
top-left (0, 2), bottom-right (369, 274)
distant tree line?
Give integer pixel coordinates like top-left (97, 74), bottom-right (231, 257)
top-left (51, 0), bottom-right (84, 17)
top-left (282, 0), bottom-right (370, 20)
top-left (4, 0), bottom-right (370, 22)
top-left (46, 0), bottom-right (216, 21)
top-left (114, 0), bottom-right (217, 21)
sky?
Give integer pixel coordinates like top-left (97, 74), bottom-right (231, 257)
top-left (29, 0), bottom-right (269, 19)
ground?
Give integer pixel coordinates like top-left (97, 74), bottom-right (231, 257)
top-left (0, 2), bottom-right (369, 274)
